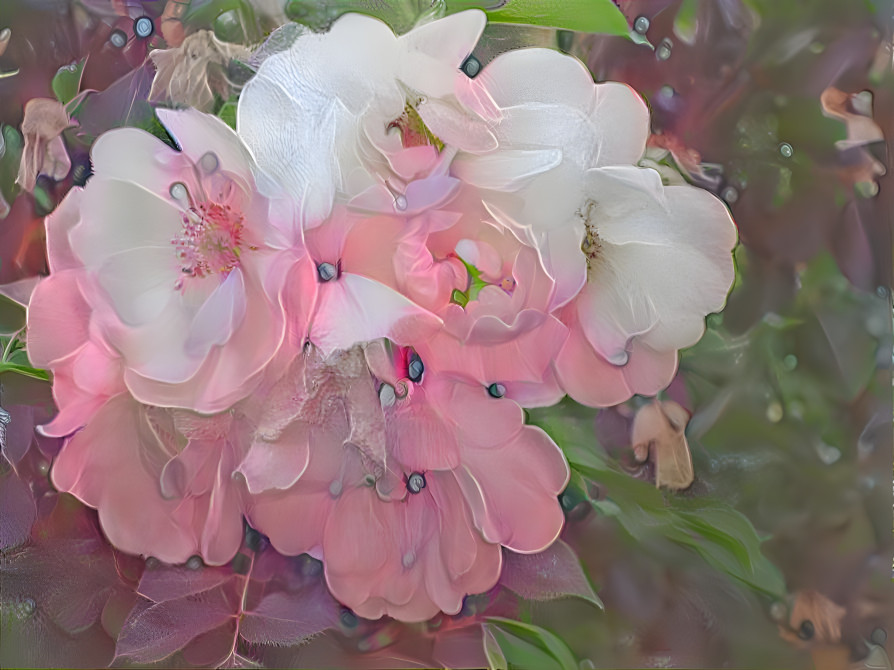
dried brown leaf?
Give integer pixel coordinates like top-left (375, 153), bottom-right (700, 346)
top-left (631, 400), bottom-right (694, 490)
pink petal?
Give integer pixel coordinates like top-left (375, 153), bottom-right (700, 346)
top-left (456, 426), bottom-right (569, 553)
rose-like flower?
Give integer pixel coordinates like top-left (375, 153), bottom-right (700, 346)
top-left (27, 108), bottom-right (290, 414)
top-left (50, 395), bottom-right (248, 565)
top-left (450, 47), bottom-right (650, 308)
top-left (247, 343), bottom-right (569, 621)
top-left (237, 10), bottom-right (488, 229)
top-left (449, 47), bottom-right (737, 405)
top-left (27, 238), bottom-right (250, 565)
top-left (553, 166), bottom-right (737, 406)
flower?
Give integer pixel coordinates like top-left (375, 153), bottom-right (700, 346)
top-left (50, 395), bottom-right (248, 565)
top-left (449, 47), bottom-right (737, 405)
top-left (237, 10), bottom-right (487, 228)
top-left (246, 342), bottom-right (569, 621)
top-left (450, 47), bottom-right (650, 309)
top-left (553, 166), bottom-right (737, 406)
top-left (28, 107), bottom-right (289, 414)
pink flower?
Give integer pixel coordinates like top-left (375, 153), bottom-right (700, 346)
top-left (50, 395), bottom-right (248, 565)
top-left (247, 342), bottom-right (569, 621)
top-left (280, 206), bottom-right (445, 357)
top-left (27, 108), bottom-right (289, 414)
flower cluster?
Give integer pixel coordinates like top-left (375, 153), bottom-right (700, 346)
top-left (26, 10), bottom-right (736, 622)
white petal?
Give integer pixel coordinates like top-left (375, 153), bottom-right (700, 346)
top-left (156, 108), bottom-right (254, 178)
top-left (185, 268), bottom-right (247, 358)
top-left (452, 148), bottom-right (562, 191)
top-left (97, 246), bottom-right (177, 326)
top-left (416, 97), bottom-right (497, 153)
top-left (71, 178), bottom-right (183, 269)
top-left (310, 273), bottom-right (440, 355)
top-left (91, 128), bottom-right (190, 196)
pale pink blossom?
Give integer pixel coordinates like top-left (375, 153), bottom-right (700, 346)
top-left (247, 343), bottom-right (569, 621)
top-left (28, 108), bottom-right (290, 414)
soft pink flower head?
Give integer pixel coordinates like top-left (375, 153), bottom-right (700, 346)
top-left (247, 341), bottom-right (569, 621)
top-left (50, 394), bottom-right (249, 565)
top-left (27, 108), bottom-right (290, 415)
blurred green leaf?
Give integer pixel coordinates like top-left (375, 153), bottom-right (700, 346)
top-left (483, 618), bottom-right (578, 670)
top-left (0, 363), bottom-right (49, 382)
top-left (448, 0), bottom-right (629, 34)
top-left (218, 101), bottom-right (238, 130)
top-left (0, 125), bottom-right (23, 214)
top-left (51, 59), bottom-right (86, 105)
top-left (0, 296), bottom-right (26, 336)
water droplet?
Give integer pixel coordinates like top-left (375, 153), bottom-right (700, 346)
top-left (656, 38), bottom-right (673, 61)
top-left (363, 474), bottom-right (375, 487)
top-left (779, 142), bottom-right (793, 158)
top-left (721, 186), bottom-right (738, 204)
top-left (407, 353), bottom-right (424, 383)
top-left (607, 350), bottom-right (629, 367)
top-left (109, 29), bottom-right (127, 48)
top-left (407, 472), bottom-right (426, 494)
top-left (186, 555), bottom-right (203, 570)
top-left (317, 262), bottom-right (338, 282)
top-left (329, 479), bottom-right (342, 497)
top-left (133, 16), bottom-right (154, 39)
top-left (871, 628), bottom-right (887, 646)
top-left (782, 354), bottom-right (798, 371)
top-left (876, 285), bottom-right (888, 299)
top-left (659, 85), bottom-right (675, 98)
top-left (402, 551), bottom-right (416, 568)
top-left (169, 182), bottom-right (188, 201)
top-left (394, 194), bottom-right (408, 211)
top-left (378, 383), bottom-right (396, 409)
top-left (199, 152), bottom-right (219, 174)
top-left (461, 55), bottom-right (481, 78)
top-left (815, 442), bottom-right (841, 465)
top-left (769, 601), bottom-right (787, 622)
top-left (634, 15), bottom-right (650, 34)
top-left (487, 383), bottom-right (506, 399)
top-left (766, 402), bottom-right (783, 423)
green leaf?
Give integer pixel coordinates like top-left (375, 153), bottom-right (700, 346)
top-left (0, 295), bottom-right (26, 335)
top-left (448, 0), bottom-right (630, 34)
top-left (51, 59), bottom-right (86, 105)
top-left (482, 618), bottom-right (578, 670)
top-left (0, 363), bottom-right (50, 381)
top-left (0, 124), bottom-right (24, 213)
top-left (218, 101), bottom-right (238, 130)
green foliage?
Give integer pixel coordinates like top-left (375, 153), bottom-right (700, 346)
top-left (0, 332), bottom-right (49, 382)
top-left (528, 400), bottom-right (787, 600)
top-left (0, 125), bottom-right (23, 216)
top-left (483, 618), bottom-right (578, 670)
top-left (51, 59), bottom-right (86, 105)
top-left (285, 0), bottom-right (629, 35)
top-left (448, 0), bottom-right (629, 34)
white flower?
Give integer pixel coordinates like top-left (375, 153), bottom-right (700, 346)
top-left (450, 47), bottom-right (650, 308)
top-left (236, 10), bottom-right (488, 231)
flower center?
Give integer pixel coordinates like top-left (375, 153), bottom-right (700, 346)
top-left (172, 201), bottom-right (244, 285)
top-left (579, 200), bottom-right (602, 270)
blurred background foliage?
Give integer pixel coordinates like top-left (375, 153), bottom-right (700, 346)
top-left (0, 0), bottom-right (892, 668)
